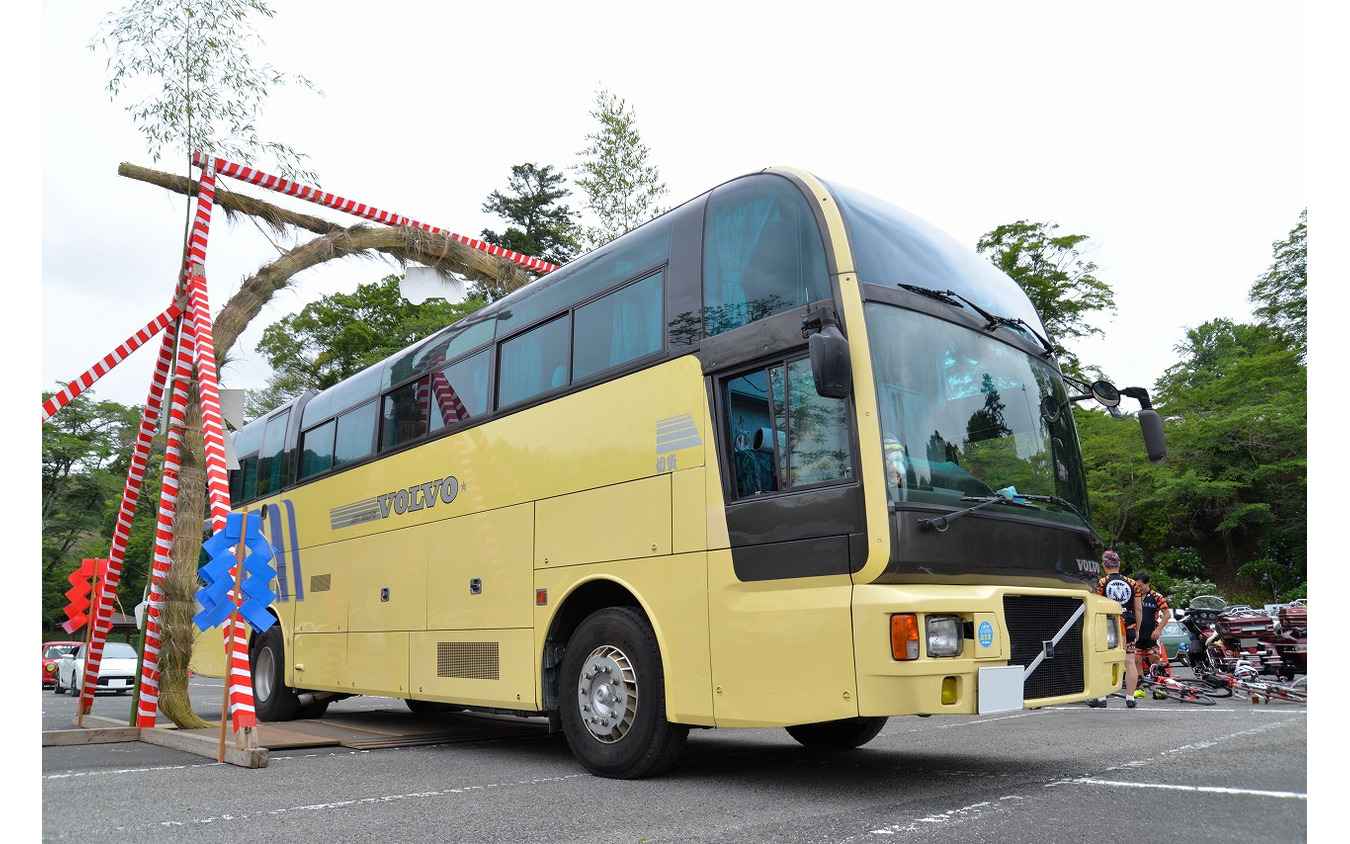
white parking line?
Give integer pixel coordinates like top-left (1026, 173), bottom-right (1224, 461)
top-left (1061, 778), bottom-right (1306, 800)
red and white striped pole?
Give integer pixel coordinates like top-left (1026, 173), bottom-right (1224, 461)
top-left (134, 327), bottom-right (194, 726)
top-left (42, 302), bottom-right (184, 422)
top-left (74, 316), bottom-right (178, 716)
top-left (190, 151), bottom-right (559, 274)
top-left (179, 159), bottom-right (259, 736)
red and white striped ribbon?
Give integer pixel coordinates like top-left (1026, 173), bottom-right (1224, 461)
top-left (76, 316), bottom-right (176, 714)
top-left (135, 328), bottom-right (193, 726)
top-left (42, 302), bottom-right (184, 422)
top-left (190, 151), bottom-right (559, 274)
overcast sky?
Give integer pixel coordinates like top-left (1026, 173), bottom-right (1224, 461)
top-left (32, 0), bottom-right (1314, 412)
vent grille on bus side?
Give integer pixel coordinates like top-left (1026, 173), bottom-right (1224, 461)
top-left (310, 574), bottom-right (331, 592)
top-left (1002, 595), bottom-right (1085, 700)
top-left (437, 641), bottom-right (500, 680)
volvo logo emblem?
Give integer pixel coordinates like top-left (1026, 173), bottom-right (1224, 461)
top-left (1042, 640), bottom-right (1055, 660)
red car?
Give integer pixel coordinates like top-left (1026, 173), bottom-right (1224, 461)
top-left (42, 641), bottom-right (81, 686)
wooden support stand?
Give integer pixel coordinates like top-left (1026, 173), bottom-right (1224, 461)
top-left (43, 716), bottom-right (268, 769)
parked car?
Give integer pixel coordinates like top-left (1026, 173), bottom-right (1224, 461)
top-left (53, 641), bottom-right (139, 696)
top-left (1157, 619), bottom-right (1189, 663)
top-left (42, 641), bottom-right (81, 686)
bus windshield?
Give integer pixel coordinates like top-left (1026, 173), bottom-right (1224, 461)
top-left (865, 302), bottom-right (1088, 518)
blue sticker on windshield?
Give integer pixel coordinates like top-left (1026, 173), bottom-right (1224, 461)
top-left (979, 621), bottom-right (994, 648)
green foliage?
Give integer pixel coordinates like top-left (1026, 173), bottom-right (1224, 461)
top-left (1152, 546), bottom-right (1209, 581)
top-left (254, 274), bottom-right (486, 405)
top-left (573, 90), bottom-right (668, 251)
top-left (92, 0), bottom-right (320, 182)
top-left (976, 221), bottom-right (1115, 378)
top-left (1248, 209), bottom-right (1306, 361)
top-left (1166, 577), bottom-right (1223, 609)
top-left (41, 391), bottom-right (155, 632)
top-left (480, 163), bottom-right (582, 268)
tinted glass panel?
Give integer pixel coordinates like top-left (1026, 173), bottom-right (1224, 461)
top-left (427, 350), bottom-right (489, 432)
top-left (255, 409), bottom-right (291, 496)
top-left (498, 316), bottom-right (570, 407)
top-left (783, 358), bottom-right (853, 485)
top-left (494, 222), bottom-right (670, 338)
top-left (384, 318), bottom-right (494, 390)
top-left (382, 377), bottom-right (431, 449)
top-left (334, 400), bottom-right (378, 467)
top-left (704, 174), bottom-right (830, 336)
top-left (573, 272), bottom-right (663, 380)
top-left (827, 179), bottom-right (1047, 339)
top-left (724, 358), bottom-right (852, 498)
top-left (299, 419), bottom-right (336, 479)
top-left (865, 302), bottom-right (1087, 516)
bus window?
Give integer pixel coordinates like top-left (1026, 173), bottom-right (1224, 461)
top-left (382, 379), bottom-right (430, 450)
top-left (255, 409), bottom-right (292, 497)
top-left (230, 452), bottom-right (258, 502)
top-left (497, 315), bottom-right (570, 408)
top-left (724, 357), bottom-right (852, 497)
top-left (299, 418), bottom-right (336, 479)
top-left (573, 271), bottom-right (663, 380)
top-left (333, 399), bottom-right (377, 468)
top-left (703, 175), bottom-right (830, 337)
top-left (427, 350), bottom-right (489, 433)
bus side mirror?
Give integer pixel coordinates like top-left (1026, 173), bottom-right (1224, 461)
top-left (808, 323), bottom-right (852, 399)
top-left (1138, 408), bottom-right (1167, 463)
top-left (1120, 386), bottom-right (1167, 463)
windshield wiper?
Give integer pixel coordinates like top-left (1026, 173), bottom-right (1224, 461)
top-left (1012, 493), bottom-right (1106, 549)
top-left (897, 284), bottom-right (1056, 358)
top-left (919, 494), bottom-right (1039, 532)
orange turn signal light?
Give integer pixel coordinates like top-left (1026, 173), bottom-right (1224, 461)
top-left (891, 613), bottom-right (920, 660)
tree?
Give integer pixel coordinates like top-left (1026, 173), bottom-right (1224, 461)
top-left (41, 392), bottom-right (155, 632)
top-left (480, 163), bottom-right (582, 269)
top-left (93, 0), bottom-right (319, 182)
top-left (254, 274), bottom-right (485, 402)
top-left (1143, 319), bottom-right (1306, 595)
top-left (573, 90), bottom-right (668, 250)
top-left (1249, 209), bottom-right (1307, 362)
top-left (976, 221), bottom-right (1116, 377)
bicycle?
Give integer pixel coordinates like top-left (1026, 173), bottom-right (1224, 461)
top-left (1192, 662), bottom-right (1307, 704)
top-left (1138, 659), bottom-right (1216, 705)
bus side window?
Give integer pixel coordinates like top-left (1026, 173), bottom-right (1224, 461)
top-left (255, 409), bottom-right (291, 497)
top-left (703, 175), bottom-right (830, 337)
top-left (725, 368), bottom-right (780, 496)
top-left (573, 271), bottom-right (663, 380)
top-left (382, 380), bottom-right (428, 450)
top-left (723, 358), bottom-right (853, 498)
top-left (333, 400), bottom-right (377, 467)
top-left (497, 315), bottom-right (570, 408)
top-left (299, 419), bottom-right (336, 479)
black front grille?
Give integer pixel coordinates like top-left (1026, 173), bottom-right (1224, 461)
top-left (1003, 595), bottom-right (1085, 700)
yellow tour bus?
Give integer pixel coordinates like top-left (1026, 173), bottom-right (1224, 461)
top-left (196, 167), bottom-right (1166, 778)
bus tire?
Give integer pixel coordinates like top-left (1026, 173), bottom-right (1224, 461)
top-left (251, 625), bottom-right (301, 722)
top-left (559, 606), bottom-right (688, 779)
top-left (786, 716), bottom-right (888, 750)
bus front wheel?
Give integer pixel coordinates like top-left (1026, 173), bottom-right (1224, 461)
top-left (251, 625), bottom-right (301, 721)
top-left (559, 607), bottom-right (688, 779)
top-left (786, 716), bottom-right (888, 750)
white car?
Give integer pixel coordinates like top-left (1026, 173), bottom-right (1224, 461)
top-left (53, 641), bottom-right (139, 696)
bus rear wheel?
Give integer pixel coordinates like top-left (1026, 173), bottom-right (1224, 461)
top-left (251, 625), bottom-right (301, 721)
top-left (786, 716), bottom-right (888, 750)
top-left (559, 607), bottom-right (688, 779)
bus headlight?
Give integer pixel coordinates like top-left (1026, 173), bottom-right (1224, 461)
top-left (1105, 615), bottom-right (1120, 648)
top-left (926, 615), bottom-right (964, 658)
